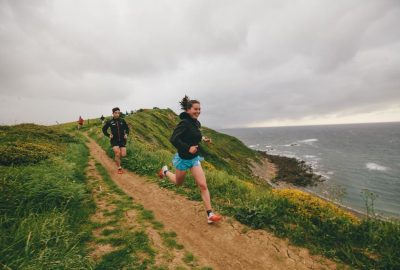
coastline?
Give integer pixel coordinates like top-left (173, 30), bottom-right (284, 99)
top-left (251, 152), bottom-right (367, 219)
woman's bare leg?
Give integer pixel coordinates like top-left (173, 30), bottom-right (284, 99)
top-left (190, 164), bottom-right (212, 211)
top-left (165, 169), bottom-right (186, 186)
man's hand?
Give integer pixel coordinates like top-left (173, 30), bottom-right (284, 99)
top-left (189, 145), bottom-right (198, 154)
top-left (124, 134), bottom-right (128, 139)
top-left (109, 134), bottom-right (113, 139)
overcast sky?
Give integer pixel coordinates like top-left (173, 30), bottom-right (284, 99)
top-left (0, 0), bottom-right (399, 128)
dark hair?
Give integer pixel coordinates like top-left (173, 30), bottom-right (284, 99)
top-left (179, 95), bottom-right (200, 111)
top-left (112, 107), bottom-right (120, 113)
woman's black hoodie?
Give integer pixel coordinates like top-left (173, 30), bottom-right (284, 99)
top-left (170, 112), bottom-right (202, 160)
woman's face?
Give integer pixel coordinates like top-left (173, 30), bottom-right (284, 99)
top-left (187, 103), bottom-right (201, 119)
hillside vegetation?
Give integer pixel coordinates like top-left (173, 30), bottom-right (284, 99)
top-left (86, 108), bottom-right (400, 270)
top-left (125, 108), bottom-right (261, 179)
top-left (0, 123), bottom-right (212, 269)
top-left (2, 110), bottom-right (399, 269)
top-left (0, 124), bottom-right (94, 269)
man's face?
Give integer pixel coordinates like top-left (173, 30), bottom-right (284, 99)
top-left (113, 110), bottom-right (120, 118)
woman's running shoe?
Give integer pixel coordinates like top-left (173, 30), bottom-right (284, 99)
top-left (207, 212), bottom-right (222, 224)
top-left (158, 165), bottom-right (168, 179)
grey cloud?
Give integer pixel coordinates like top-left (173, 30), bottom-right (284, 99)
top-left (0, 0), bottom-right (399, 127)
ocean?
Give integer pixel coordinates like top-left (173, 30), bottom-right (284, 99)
top-left (219, 122), bottom-right (400, 218)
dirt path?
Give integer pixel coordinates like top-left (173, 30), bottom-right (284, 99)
top-left (86, 137), bottom-right (344, 270)
top-left (85, 157), bottom-right (211, 269)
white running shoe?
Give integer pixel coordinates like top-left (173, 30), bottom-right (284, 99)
top-left (158, 165), bottom-right (169, 179)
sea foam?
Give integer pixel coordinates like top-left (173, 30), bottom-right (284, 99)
top-left (299, 138), bottom-right (318, 143)
top-left (366, 162), bottom-right (389, 171)
top-left (303, 155), bottom-right (317, 159)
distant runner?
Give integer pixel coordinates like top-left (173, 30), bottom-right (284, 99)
top-left (77, 116), bottom-right (84, 130)
top-left (102, 107), bottom-right (130, 174)
top-left (100, 115), bottom-right (105, 124)
top-left (158, 95), bottom-right (222, 224)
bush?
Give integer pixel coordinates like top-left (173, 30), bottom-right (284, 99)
top-left (0, 123), bottom-right (76, 144)
top-left (0, 123), bottom-right (77, 166)
top-left (0, 142), bottom-right (58, 166)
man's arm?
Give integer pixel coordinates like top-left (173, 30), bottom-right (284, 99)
top-left (102, 121), bottom-right (111, 137)
top-left (124, 120), bottom-right (130, 135)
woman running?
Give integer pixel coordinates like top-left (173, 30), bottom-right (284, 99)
top-left (158, 96), bottom-right (222, 224)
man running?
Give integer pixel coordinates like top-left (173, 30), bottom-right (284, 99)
top-left (77, 116), bottom-right (84, 130)
top-left (102, 107), bottom-right (130, 174)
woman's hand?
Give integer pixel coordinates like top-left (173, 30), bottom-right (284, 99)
top-left (202, 136), bottom-right (212, 143)
top-left (189, 145), bottom-right (198, 154)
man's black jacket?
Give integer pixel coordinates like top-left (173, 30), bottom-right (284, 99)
top-left (102, 118), bottom-right (130, 143)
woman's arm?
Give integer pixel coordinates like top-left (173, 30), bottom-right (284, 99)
top-left (170, 121), bottom-right (190, 153)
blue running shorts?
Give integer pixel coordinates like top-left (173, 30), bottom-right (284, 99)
top-left (172, 153), bottom-right (204, 171)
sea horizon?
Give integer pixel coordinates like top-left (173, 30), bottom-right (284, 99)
top-left (219, 120), bottom-right (400, 130)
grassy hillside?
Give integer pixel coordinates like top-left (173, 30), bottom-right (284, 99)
top-left (0, 124), bottom-right (94, 269)
top-left (88, 109), bottom-right (400, 270)
top-left (0, 123), bottom-right (213, 269)
top-left (2, 111), bottom-right (399, 269)
top-left (126, 108), bottom-right (262, 179)
top-left (59, 108), bottom-right (261, 180)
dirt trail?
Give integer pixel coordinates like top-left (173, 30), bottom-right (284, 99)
top-left (86, 137), bottom-right (344, 270)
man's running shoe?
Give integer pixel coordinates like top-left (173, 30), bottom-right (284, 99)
top-left (207, 212), bottom-right (222, 224)
top-left (158, 165), bottom-right (168, 179)
top-left (118, 167), bottom-right (123, 174)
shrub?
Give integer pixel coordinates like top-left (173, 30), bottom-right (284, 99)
top-left (0, 142), bottom-right (58, 165)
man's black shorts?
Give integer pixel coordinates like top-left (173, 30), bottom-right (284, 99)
top-left (110, 139), bottom-right (126, 148)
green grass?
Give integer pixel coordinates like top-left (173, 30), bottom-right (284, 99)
top-left (88, 108), bottom-right (400, 270)
top-left (160, 232), bottom-right (184, 250)
top-left (0, 123), bottom-right (80, 166)
top-left (101, 228), bottom-right (121, 236)
top-left (183, 252), bottom-right (195, 264)
top-left (94, 229), bottom-right (155, 270)
top-left (0, 125), bottom-right (94, 269)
